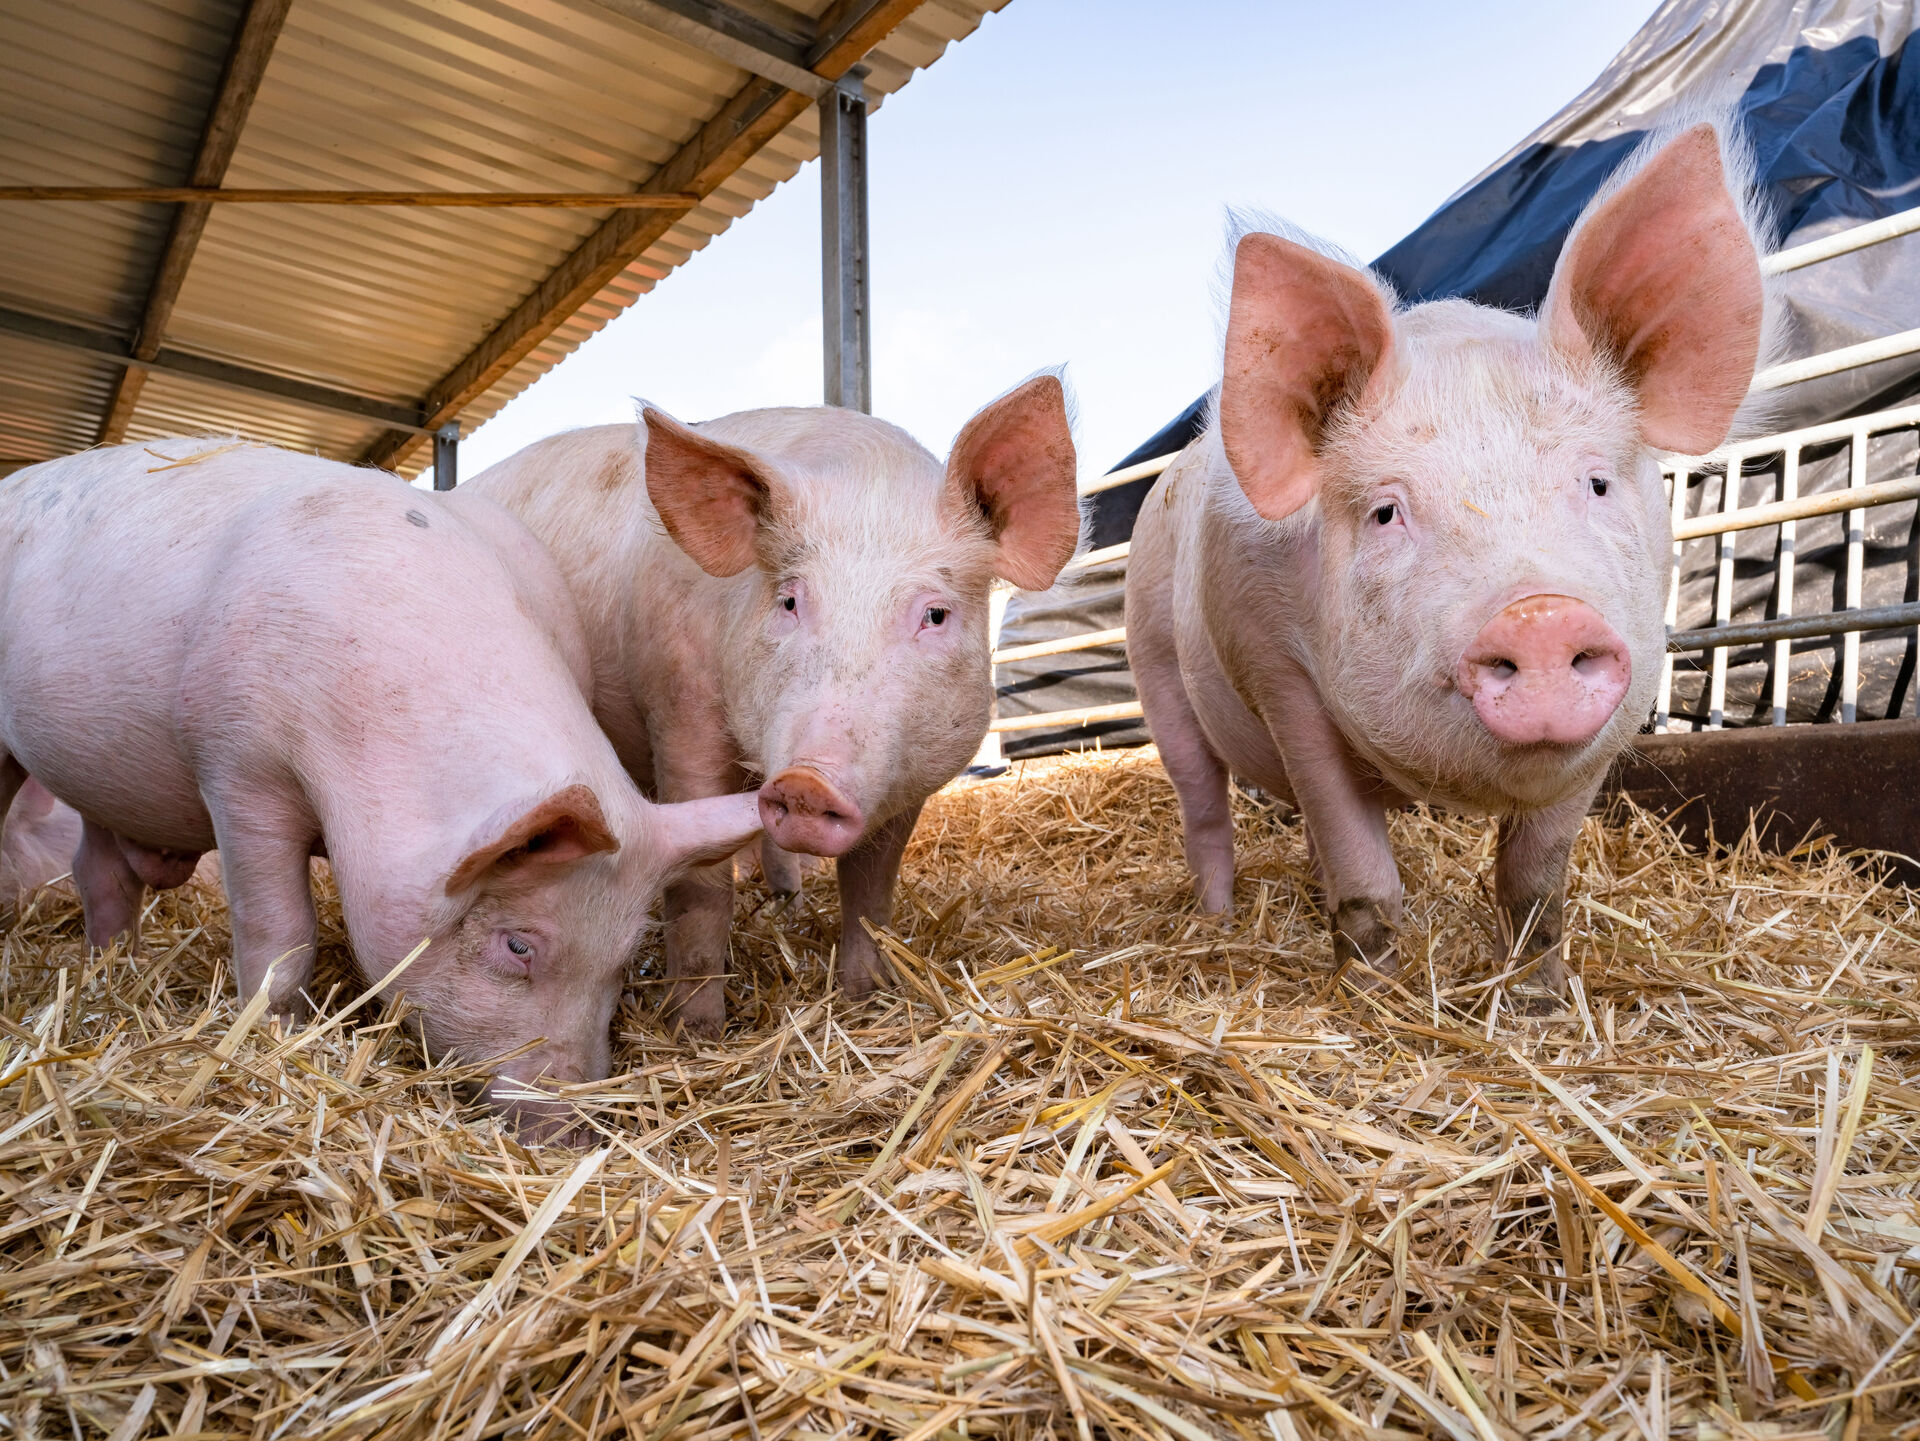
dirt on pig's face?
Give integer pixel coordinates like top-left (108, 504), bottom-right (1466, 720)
top-left (1309, 305), bottom-right (1668, 812)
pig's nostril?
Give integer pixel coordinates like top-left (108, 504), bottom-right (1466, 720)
top-left (1489, 658), bottom-right (1518, 678)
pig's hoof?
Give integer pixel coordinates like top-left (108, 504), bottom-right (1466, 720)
top-left (663, 982), bottom-right (727, 1042)
top-left (512, 1109), bottom-right (595, 1147)
top-left (1511, 953), bottom-right (1567, 1016)
top-left (836, 952), bottom-right (885, 1002)
top-left (1332, 900), bottom-right (1398, 987)
top-left (1511, 986), bottom-right (1565, 1018)
top-left (1195, 876), bottom-right (1234, 914)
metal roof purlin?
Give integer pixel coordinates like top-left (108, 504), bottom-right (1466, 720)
top-left (585, 0), bottom-right (833, 99)
top-left (357, 0), bottom-right (924, 475)
top-left (95, 0), bottom-right (295, 447)
top-left (0, 306), bottom-right (431, 433)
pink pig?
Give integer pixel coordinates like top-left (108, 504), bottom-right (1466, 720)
top-left (466, 378), bottom-right (1081, 1036)
top-left (0, 441), bottom-right (762, 1127)
top-left (1127, 124), bottom-right (1770, 996)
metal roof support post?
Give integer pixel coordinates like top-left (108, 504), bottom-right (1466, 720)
top-left (433, 423), bottom-right (459, 491)
top-left (820, 67), bottom-right (870, 413)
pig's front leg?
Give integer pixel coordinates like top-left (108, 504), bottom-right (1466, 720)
top-left (1494, 785), bottom-right (1596, 1004)
top-left (661, 864), bottom-right (734, 1038)
top-left (834, 802), bottom-right (921, 1000)
top-left (1264, 673), bottom-right (1402, 981)
top-left (74, 818), bottom-right (146, 949)
top-left (1132, 633), bottom-right (1236, 913)
top-left (212, 814), bottom-right (320, 1016)
top-left (652, 728), bottom-right (745, 1039)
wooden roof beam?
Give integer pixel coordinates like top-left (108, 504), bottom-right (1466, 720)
top-left (95, 0), bottom-right (294, 446)
top-left (1, 188), bottom-right (701, 207)
top-left (358, 0), bottom-right (924, 475)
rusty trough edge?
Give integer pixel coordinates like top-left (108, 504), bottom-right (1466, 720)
top-left (1606, 719), bottom-right (1920, 883)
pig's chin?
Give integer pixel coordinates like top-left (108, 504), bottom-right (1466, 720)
top-left (1459, 705), bottom-right (1634, 810)
top-left (1482, 736), bottom-right (1611, 805)
top-left (1350, 694), bottom-right (1624, 815)
top-left (481, 1078), bottom-right (595, 1145)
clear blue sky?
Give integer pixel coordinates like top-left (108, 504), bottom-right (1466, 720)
top-left (460, 0), bottom-right (1655, 480)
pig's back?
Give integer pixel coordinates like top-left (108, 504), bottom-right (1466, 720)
top-left (0, 442), bottom-right (600, 850)
top-left (464, 425), bottom-right (681, 677)
top-left (464, 424), bottom-right (741, 777)
top-left (462, 425), bottom-right (666, 624)
top-left (154, 448), bottom-right (603, 799)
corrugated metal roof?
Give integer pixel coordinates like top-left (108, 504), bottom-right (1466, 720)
top-left (0, 0), bottom-right (1004, 475)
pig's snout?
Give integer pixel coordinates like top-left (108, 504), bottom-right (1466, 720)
top-left (758, 767), bottom-right (864, 857)
top-left (501, 1098), bottom-right (593, 1146)
top-left (484, 1068), bottom-right (594, 1145)
top-left (1456, 595), bottom-right (1630, 747)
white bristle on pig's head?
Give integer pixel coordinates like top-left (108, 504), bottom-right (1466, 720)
top-left (1210, 209), bottom-right (1389, 354)
top-left (1209, 111), bottom-right (1781, 456)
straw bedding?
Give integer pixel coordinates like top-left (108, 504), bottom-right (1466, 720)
top-left (3, 745), bottom-right (1918, 1441)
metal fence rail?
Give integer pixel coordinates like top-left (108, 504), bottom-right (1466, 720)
top-left (1656, 400), bottom-right (1920, 730)
top-left (1002, 209), bottom-right (1920, 736)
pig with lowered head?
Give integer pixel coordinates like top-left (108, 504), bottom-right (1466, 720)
top-left (1127, 123), bottom-right (1772, 997)
top-left (0, 441), bottom-right (762, 1131)
top-left (465, 376), bottom-right (1081, 1036)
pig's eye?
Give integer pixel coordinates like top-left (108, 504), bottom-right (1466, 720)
top-left (780, 595), bottom-right (797, 612)
top-left (486, 931), bottom-right (536, 981)
top-left (923, 606), bottom-right (948, 628)
top-left (1590, 476), bottom-right (1611, 497)
top-left (1373, 503), bottom-right (1397, 526)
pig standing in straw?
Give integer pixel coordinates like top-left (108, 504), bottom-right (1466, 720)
top-left (0, 441), bottom-right (762, 1130)
top-left (1127, 122), bottom-right (1772, 998)
top-left (467, 378), bottom-right (1080, 1036)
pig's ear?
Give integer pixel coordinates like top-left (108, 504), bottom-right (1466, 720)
top-left (648, 792), bottom-right (764, 879)
top-left (641, 406), bottom-right (785, 577)
top-left (947, 374), bottom-right (1081, 591)
top-left (1540, 124), bottom-right (1764, 455)
top-left (446, 784), bottom-right (619, 895)
top-left (1220, 233), bottom-right (1395, 522)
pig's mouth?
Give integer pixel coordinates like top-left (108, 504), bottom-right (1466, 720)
top-left (481, 1071), bottom-right (599, 1145)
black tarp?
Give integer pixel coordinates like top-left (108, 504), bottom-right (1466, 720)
top-left (996, 0), bottom-right (1920, 754)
